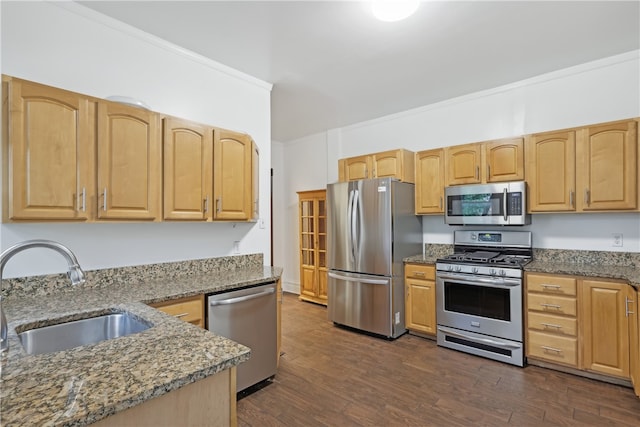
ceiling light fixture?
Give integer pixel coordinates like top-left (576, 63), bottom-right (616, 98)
top-left (372, 0), bottom-right (419, 22)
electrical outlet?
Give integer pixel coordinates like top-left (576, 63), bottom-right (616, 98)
top-left (612, 233), bottom-right (623, 247)
top-left (233, 241), bottom-right (240, 253)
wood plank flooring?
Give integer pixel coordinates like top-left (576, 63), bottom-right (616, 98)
top-left (237, 293), bottom-right (640, 426)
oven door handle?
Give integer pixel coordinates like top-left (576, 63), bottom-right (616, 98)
top-left (438, 326), bottom-right (522, 350)
top-left (437, 272), bottom-right (520, 288)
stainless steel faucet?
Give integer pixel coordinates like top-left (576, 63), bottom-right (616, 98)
top-left (0, 240), bottom-right (86, 353)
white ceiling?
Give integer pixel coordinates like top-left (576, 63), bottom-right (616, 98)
top-left (78, 1), bottom-right (640, 142)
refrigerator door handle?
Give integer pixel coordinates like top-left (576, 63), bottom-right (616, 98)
top-left (328, 272), bottom-right (389, 285)
top-left (350, 189), bottom-right (359, 264)
top-left (352, 188), bottom-right (360, 265)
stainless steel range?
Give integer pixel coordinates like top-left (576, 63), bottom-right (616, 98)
top-left (436, 230), bottom-right (532, 367)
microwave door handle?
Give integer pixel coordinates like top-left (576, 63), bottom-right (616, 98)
top-left (503, 188), bottom-right (508, 222)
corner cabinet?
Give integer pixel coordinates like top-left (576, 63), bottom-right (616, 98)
top-left (3, 76), bottom-right (95, 221)
top-left (404, 263), bottom-right (437, 336)
top-left (297, 189), bottom-right (328, 305)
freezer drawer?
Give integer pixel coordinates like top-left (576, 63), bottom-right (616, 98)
top-left (207, 282), bottom-right (277, 392)
top-left (328, 270), bottom-right (398, 338)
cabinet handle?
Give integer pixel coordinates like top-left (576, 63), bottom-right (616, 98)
top-left (439, 196), bottom-right (443, 210)
top-left (78, 187), bottom-right (86, 212)
top-left (413, 271), bottom-right (425, 277)
top-left (204, 196), bottom-right (210, 213)
top-left (216, 198), bottom-right (221, 213)
top-left (541, 322), bottom-right (563, 330)
top-left (540, 303), bottom-right (562, 310)
top-left (487, 165), bottom-right (490, 179)
top-left (626, 297), bottom-right (635, 317)
top-left (475, 166), bottom-right (479, 180)
top-left (174, 312), bottom-right (190, 319)
top-left (373, 168), bottom-right (376, 177)
top-left (569, 190), bottom-right (574, 207)
top-left (585, 189), bottom-right (590, 206)
top-left (541, 284), bottom-right (562, 290)
top-left (102, 188), bottom-right (108, 211)
top-left (541, 346), bottom-right (563, 354)
top-left (365, 167), bottom-right (368, 177)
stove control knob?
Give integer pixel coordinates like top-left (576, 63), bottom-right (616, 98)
top-left (472, 267), bottom-right (478, 274)
top-left (447, 265), bottom-right (453, 272)
top-left (499, 269), bottom-right (506, 276)
top-left (454, 265), bottom-right (462, 272)
top-left (490, 269), bottom-right (497, 276)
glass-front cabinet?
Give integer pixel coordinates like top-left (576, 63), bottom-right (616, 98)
top-left (297, 189), bottom-right (328, 305)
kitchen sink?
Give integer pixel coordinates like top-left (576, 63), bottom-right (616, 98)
top-left (18, 312), bottom-right (152, 355)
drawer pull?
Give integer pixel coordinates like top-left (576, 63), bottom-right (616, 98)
top-left (413, 272), bottom-right (426, 277)
top-left (541, 322), bottom-right (563, 330)
top-left (175, 312), bottom-right (190, 319)
top-left (541, 346), bottom-right (562, 354)
top-left (541, 284), bottom-right (562, 290)
top-left (540, 303), bottom-right (562, 310)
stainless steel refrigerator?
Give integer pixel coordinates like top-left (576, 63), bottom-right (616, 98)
top-left (327, 177), bottom-right (422, 338)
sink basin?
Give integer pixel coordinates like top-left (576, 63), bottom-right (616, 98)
top-left (18, 312), bottom-right (152, 355)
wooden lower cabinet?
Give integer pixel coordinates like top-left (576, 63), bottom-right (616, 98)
top-left (526, 272), bottom-right (638, 389)
top-left (92, 366), bottom-right (236, 427)
top-left (150, 295), bottom-right (205, 328)
top-left (581, 279), bottom-right (632, 378)
top-left (404, 263), bottom-right (436, 336)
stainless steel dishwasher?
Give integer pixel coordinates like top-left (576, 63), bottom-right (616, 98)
top-left (207, 282), bottom-right (277, 392)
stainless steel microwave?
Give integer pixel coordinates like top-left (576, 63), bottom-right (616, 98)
top-left (444, 181), bottom-right (531, 225)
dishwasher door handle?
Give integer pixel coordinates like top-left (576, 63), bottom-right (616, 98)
top-left (209, 287), bottom-right (275, 306)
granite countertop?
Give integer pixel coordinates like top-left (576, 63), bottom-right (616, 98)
top-left (404, 245), bottom-right (640, 288)
top-left (1, 265), bottom-right (282, 427)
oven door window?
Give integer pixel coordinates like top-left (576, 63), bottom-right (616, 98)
top-left (443, 281), bottom-right (510, 321)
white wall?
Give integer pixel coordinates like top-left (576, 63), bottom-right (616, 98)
top-left (0, 1), bottom-right (272, 278)
top-left (279, 51), bottom-right (640, 293)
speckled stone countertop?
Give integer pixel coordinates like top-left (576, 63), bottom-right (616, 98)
top-left (404, 245), bottom-right (640, 288)
top-left (1, 256), bottom-right (282, 427)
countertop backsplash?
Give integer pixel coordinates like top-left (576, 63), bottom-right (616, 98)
top-left (2, 253), bottom-right (264, 299)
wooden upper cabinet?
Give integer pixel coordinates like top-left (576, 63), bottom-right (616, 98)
top-left (483, 138), bottom-right (524, 182)
top-left (576, 120), bottom-right (637, 211)
top-left (445, 139), bottom-right (524, 186)
top-left (415, 149), bottom-right (445, 214)
top-left (251, 140), bottom-right (260, 220)
top-left (3, 77), bottom-right (95, 221)
top-left (97, 101), bottom-right (161, 220)
top-left (340, 149), bottom-right (414, 182)
top-left (445, 143), bottom-right (481, 185)
top-left (525, 130), bottom-right (576, 212)
top-left (214, 129), bottom-right (252, 220)
top-left (343, 155), bottom-right (371, 181)
top-left (163, 117), bottom-right (213, 221)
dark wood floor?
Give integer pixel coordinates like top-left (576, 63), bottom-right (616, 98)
top-left (237, 292), bottom-right (640, 426)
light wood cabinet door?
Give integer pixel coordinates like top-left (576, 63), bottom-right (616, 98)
top-left (372, 149), bottom-right (415, 183)
top-left (483, 138), bottom-right (524, 183)
top-left (445, 143), bottom-right (482, 185)
top-left (344, 155), bottom-right (372, 181)
top-left (4, 77), bottom-right (94, 221)
top-left (213, 129), bottom-right (252, 220)
top-left (576, 120), bottom-right (637, 211)
top-left (404, 264), bottom-right (436, 336)
top-left (415, 149), bottom-right (445, 214)
top-left (526, 130), bottom-right (576, 212)
top-left (150, 295), bottom-right (205, 328)
top-left (581, 279), bottom-right (631, 378)
top-left (97, 101), bottom-right (161, 220)
top-left (631, 289), bottom-right (640, 397)
top-left (298, 189), bottom-right (328, 305)
top-left (163, 117), bottom-right (213, 220)
top-left (251, 140), bottom-right (260, 220)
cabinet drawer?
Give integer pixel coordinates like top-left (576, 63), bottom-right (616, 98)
top-left (528, 312), bottom-right (577, 337)
top-left (527, 274), bottom-right (577, 296)
top-left (527, 293), bottom-right (577, 316)
top-left (405, 264), bottom-right (435, 280)
top-left (151, 295), bottom-right (204, 328)
top-left (527, 330), bottom-right (578, 367)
